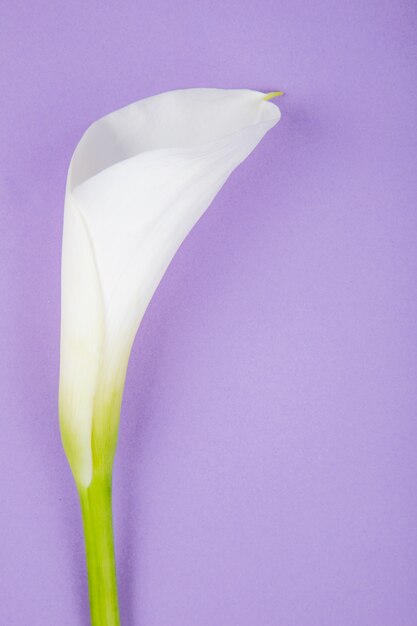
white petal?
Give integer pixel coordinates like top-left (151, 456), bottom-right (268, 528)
top-left (69, 88), bottom-right (280, 383)
top-left (60, 88), bottom-right (280, 486)
top-left (59, 195), bottom-right (104, 486)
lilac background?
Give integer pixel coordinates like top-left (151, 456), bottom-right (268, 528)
top-left (1, 1), bottom-right (417, 624)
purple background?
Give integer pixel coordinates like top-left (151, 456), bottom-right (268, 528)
top-left (1, 1), bottom-right (417, 624)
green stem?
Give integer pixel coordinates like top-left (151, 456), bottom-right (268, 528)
top-left (79, 472), bottom-right (121, 626)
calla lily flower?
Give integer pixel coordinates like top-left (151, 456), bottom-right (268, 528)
top-left (59, 87), bottom-right (281, 625)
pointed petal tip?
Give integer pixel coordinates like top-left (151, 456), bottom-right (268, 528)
top-left (263, 91), bottom-right (285, 101)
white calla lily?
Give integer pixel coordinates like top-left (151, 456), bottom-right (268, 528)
top-left (59, 87), bottom-right (281, 625)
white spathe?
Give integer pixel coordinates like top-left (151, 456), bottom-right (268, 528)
top-left (59, 88), bottom-right (280, 487)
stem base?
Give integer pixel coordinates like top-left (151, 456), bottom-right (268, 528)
top-left (79, 473), bottom-right (121, 626)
